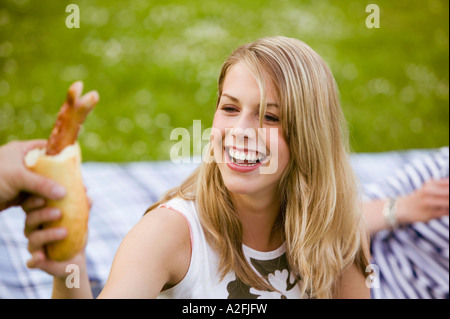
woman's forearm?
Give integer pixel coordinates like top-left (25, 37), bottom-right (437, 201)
top-left (363, 199), bottom-right (391, 234)
top-left (52, 259), bottom-right (93, 299)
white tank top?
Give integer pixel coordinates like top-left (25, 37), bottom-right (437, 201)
top-left (157, 197), bottom-right (307, 299)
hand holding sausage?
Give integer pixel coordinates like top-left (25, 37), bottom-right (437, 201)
top-left (24, 81), bottom-right (99, 261)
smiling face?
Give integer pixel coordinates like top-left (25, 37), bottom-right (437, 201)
top-left (212, 62), bottom-right (290, 199)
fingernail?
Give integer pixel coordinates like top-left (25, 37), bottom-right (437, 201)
top-left (51, 185), bottom-right (66, 199)
top-left (28, 253), bottom-right (40, 268)
top-left (56, 228), bottom-right (67, 237)
top-left (26, 259), bottom-right (35, 268)
top-left (32, 253), bottom-right (41, 263)
top-left (49, 209), bottom-right (61, 218)
top-left (33, 197), bottom-right (45, 207)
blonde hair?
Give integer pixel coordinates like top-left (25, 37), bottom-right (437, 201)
top-left (147, 36), bottom-right (370, 298)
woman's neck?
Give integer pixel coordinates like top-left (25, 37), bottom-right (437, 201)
top-left (231, 191), bottom-right (284, 252)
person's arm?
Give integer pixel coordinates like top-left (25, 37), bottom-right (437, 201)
top-left (51, 252), bottom-right (93, 299)
top-left (333, 263), bottom-right (370, 299)
top-left (0, 140), bottom-right (66, 212)
top-left (98, 207), bottom-right (191, 298)
top-left (24, 201), bottom-right (191, 299)
top-left (22, 192), bottom-right (191, 299)
top-left (364, 178), bottom-right (449, 234)
top-left (364, 199), bottom-right (391, 234)
top-left (24, 198), bottom-right (93, 298)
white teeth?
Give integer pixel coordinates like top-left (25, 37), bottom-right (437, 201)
top-left (228, 148), bottom-right (265, 162)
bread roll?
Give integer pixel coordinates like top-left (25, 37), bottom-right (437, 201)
top-left (24, 142), bottom-right (89, 261)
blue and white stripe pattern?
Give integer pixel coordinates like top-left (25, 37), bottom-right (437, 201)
top-left (0, 149), bottom-right (448, 298)
top-left (363, 147), bottom-right (449, 299)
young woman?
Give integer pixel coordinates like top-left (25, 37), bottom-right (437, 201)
top-left (24, 36), bottom-right (370, 299)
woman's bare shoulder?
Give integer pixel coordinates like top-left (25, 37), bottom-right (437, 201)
top-left (98, 206), bottom-right (191, 298)
top-left (140, 206), bottom-right (191, 236)
top-left (133, 206), bottom-right (192, 266)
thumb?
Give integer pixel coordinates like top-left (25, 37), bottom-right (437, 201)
top-left (20, 170), bottom-right (66, 201)
top-left (21, 139), bottom-right (48, 154)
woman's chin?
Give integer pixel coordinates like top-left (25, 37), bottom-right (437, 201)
top-left (218, 162), bottom-right (271, 196)
top-left (221, 177), bottom-right (262, 196)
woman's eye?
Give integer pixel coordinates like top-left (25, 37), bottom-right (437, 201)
top-left (221, 105), bottom-right (238, 112)
top-left (264, 114), bottom-right (279, 123)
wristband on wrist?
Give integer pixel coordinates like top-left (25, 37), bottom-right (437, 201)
top-left (383, 198), bottom-right (399, 230)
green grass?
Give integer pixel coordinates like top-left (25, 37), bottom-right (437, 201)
top-left (0, 0), bottom-right (448, 161)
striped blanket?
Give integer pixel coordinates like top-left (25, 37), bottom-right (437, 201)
top-left (362, 147), bottom-right (449, 299)
top-left (0, 148), bottom-right (448, 299)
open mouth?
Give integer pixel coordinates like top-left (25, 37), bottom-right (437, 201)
top-left (225, 146), bottom-right (268, 166)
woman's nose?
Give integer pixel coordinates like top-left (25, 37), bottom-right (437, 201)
top-left (230, 112), bottom-right (258, 142)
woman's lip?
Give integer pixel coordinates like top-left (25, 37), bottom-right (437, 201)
top-left (225, 148), bottom-right (263, 173)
